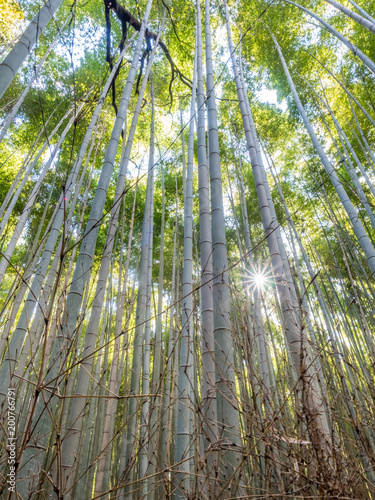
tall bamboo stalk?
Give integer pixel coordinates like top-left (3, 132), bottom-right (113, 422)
top-left (205, 0), bottom-right (243, 494)
top-left (0, 0), bottom-right (64, 99)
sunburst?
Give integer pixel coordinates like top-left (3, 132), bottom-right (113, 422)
top-left (242, 262), bottom-right (273, 291)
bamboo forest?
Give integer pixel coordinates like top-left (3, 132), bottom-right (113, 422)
top-left (2, 0), bottom-right (375, 497)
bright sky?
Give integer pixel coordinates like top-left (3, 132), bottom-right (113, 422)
top-left (54, 20), bottom-right (106, 66)
top-left (257, 87), bottom-right (288, 112)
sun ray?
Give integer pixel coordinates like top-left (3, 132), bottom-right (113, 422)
top-left (242, 262), bottom-right (273, 291)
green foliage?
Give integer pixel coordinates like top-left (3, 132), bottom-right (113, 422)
top-left (2, 0), bottom-right (375, 495)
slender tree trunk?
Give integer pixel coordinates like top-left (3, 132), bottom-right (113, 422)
top-left (284, 0), bottom-right (375, 74)
top-left (347, 0), bottom-right (375, 23)
top-left (12, 7), bottom-right (153, 494)
top-left (225, 8), bottom-right (335, 485)
top-left (0, 13), bottom-right (72, 142)
top-left (0, 0), bottom-right (64, 99)
top-left (323, 0), bottom-right (375, 33)
top-left (306, 50), bottom-right (375, 129)
top-left (61, 25), bottom-right (160, 496)
top-left (0, 103), bottom-right (75, 238)
top-left (0, 100), bottom-right (85, 285)
top-left (272, 32), bottom-right (375, 278)
top-left (0, 46), bottom-right (127, 401)
top-left (148, 161), bottom-right (165, 494)
top-left (175, 46), bottom-right (196, 499)
top-left (196, 0), bottom-right (218, 493)
top-left (138, 74), bottom-right (155, 499)
top-left (205, 0), bottom-right (243, 494)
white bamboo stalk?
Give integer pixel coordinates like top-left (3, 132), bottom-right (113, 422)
top-left (306, 50), bottom-right (375, 128)
top-left (180, 98), bottom-right (187, 200)
top-left (0, 98), bottom-right (104, 398)
top-left (116, 175), bottom-right (139, 387)
top-left (0, 103), bottom-right (75, 237)
top-left (205, 0), bottom-right (243, 493)
top-left (304, 78), bottom-right (375, 228)
top-left (239, 63), bottom-right (299, 306)
top-left (120, 179), bottom-right (152, 494)
top-left (148, 161), bottom-right (165, 490)
top-left (0, 0), bottom-right (64, 99)
top-left (160, 208), bottom-right (178, 481)
top-left (139, 85), bottom-right (155, 496)
top-left (62, 25), bottom-right (159, 496)
top-left (284, 0), bottom-right (375, 74)
top-left (13, 20), bottom-right (151, 493)
top-left (346, 0), bottom-right (375, 24)
top-left (225, 6), bottom-right (333, 473)
top-left (196, 0), bottom-right (218, 491)
top-left (272, 32), bottom-right (375, 278)
top-left (0, 169), bottom-right (64, 361)
top-left (0, 100), bottom-right (85, 285)
top-left (93, 242), bottom-right (126, 495)
top-left (323, 0), bottom-right (375, 33)
top-left (59, 20), bottom-right (150, 355)
top-left (348, 96), bottom-right (375, 169)
top-left (312, 75), bottom-right (375, 201)
top-left (175, 44), bottom-right (196, 500)
top-left (0, 14), bottom-right (72, 142)
top-left (0, 104), bottom-right (62, 219)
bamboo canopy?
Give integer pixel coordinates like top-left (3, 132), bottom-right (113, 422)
top-left (1, 0), bottom-right (375, 497)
